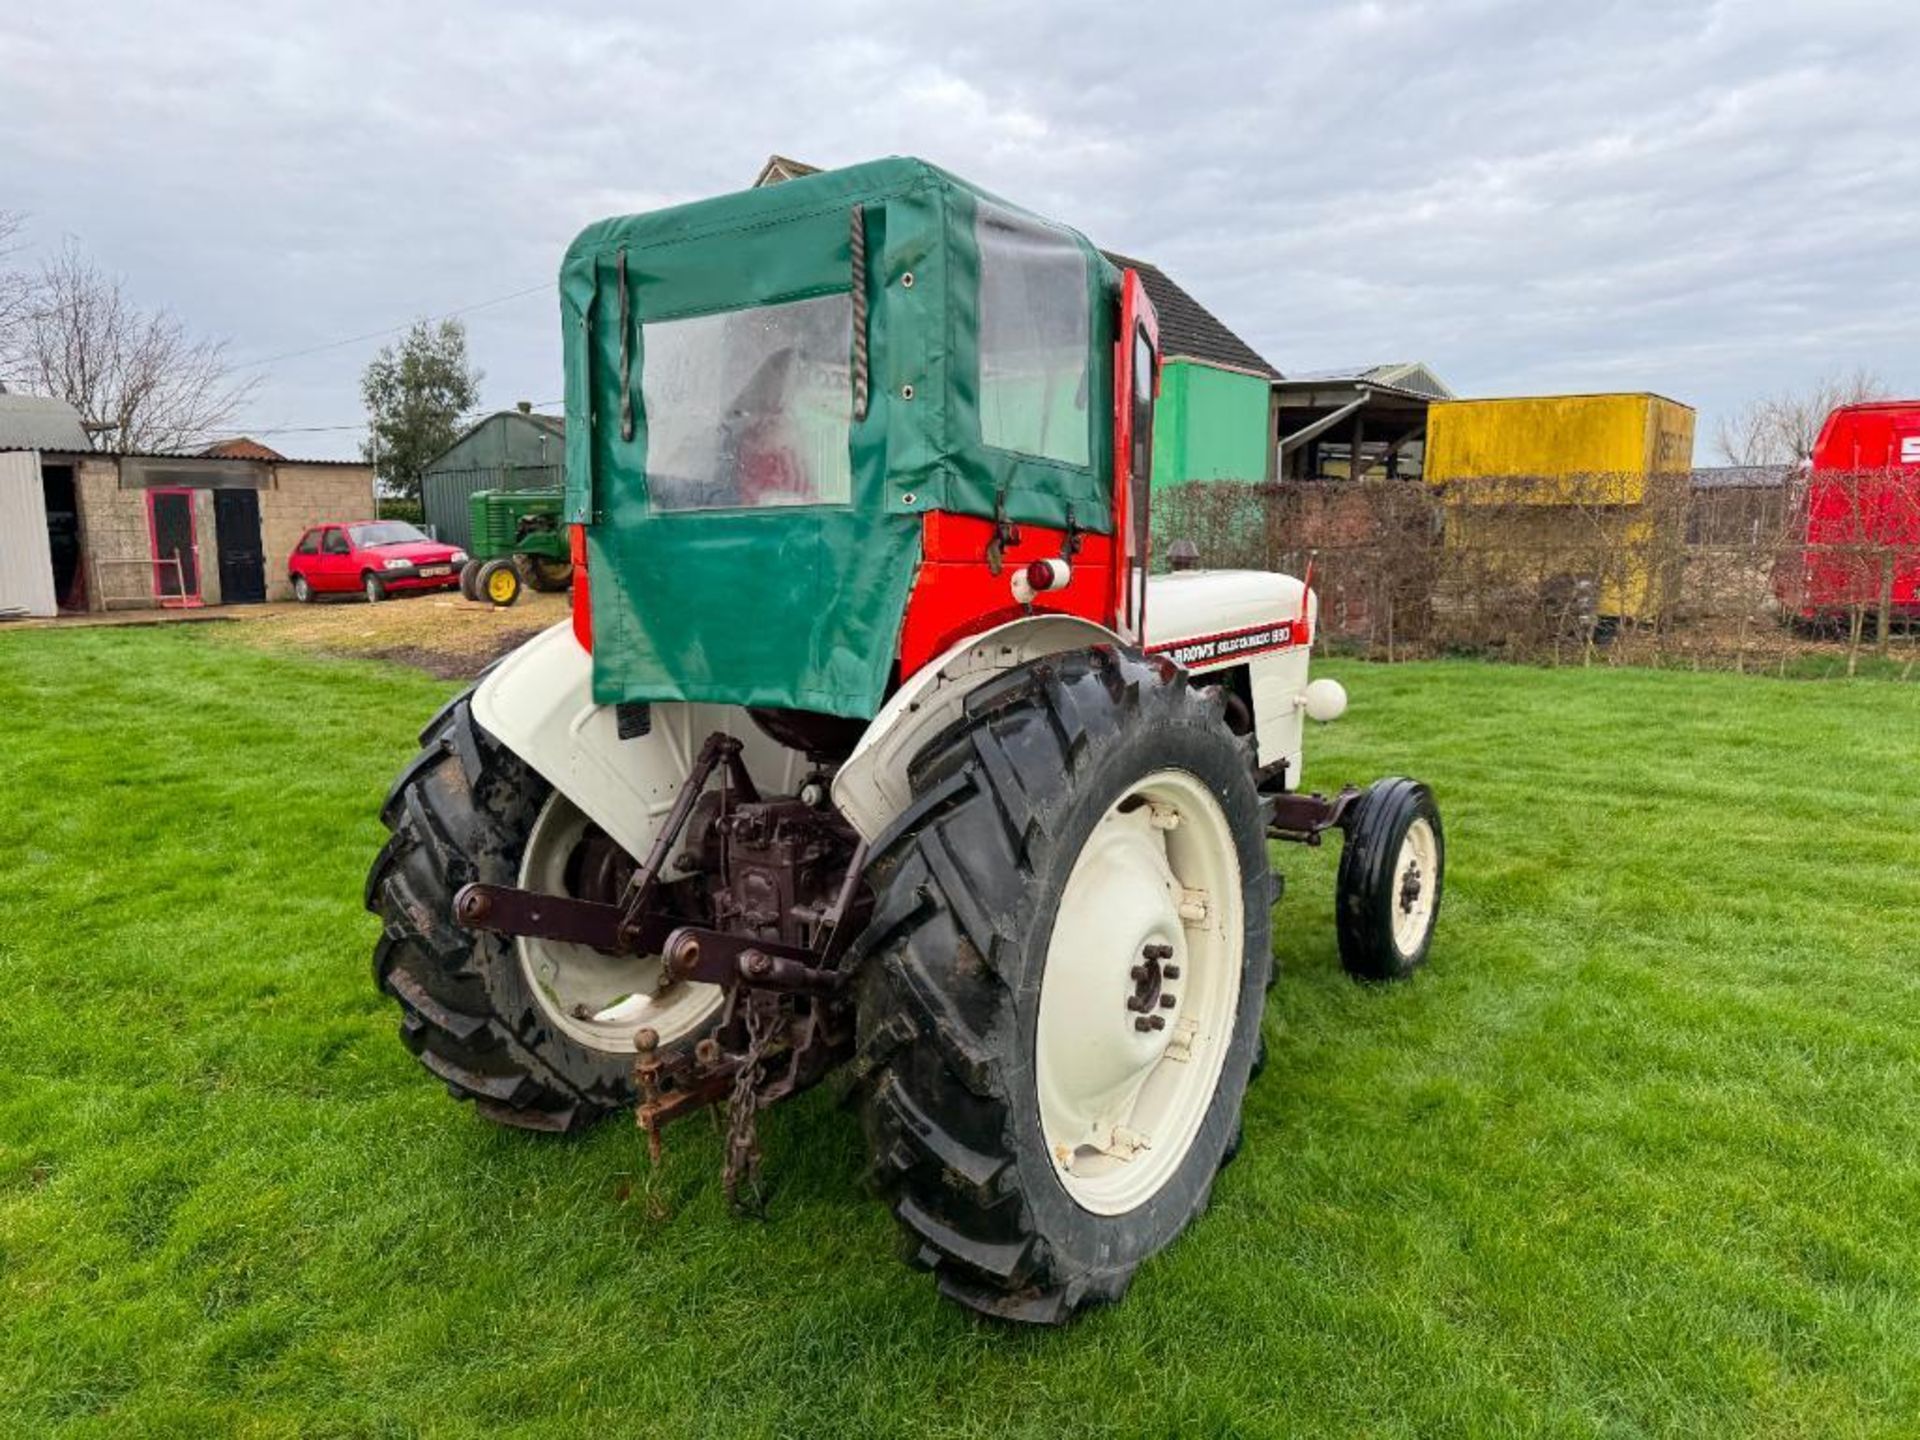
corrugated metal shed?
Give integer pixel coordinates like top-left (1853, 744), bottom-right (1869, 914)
top-left (421, 409), bottom-right (566, 551)
top-left (0, 394), bottom-right (92, 451)
top-left (0, 450), bottom-right (58, 618)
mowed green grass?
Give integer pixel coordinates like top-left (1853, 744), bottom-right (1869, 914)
top-left (3, 627), bottom-right (1918, 1438)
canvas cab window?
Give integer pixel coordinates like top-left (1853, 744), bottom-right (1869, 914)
top-left (641, 292), bottom-right (854, 513)
top-left (976, 203), bottom-right (1091, 467)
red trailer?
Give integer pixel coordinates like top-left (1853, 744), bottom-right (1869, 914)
top-left (1773, 401), bottom-right (1920, 624)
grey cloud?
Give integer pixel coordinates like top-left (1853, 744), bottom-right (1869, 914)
top-left (3, 0), bottom-right (1913, 458)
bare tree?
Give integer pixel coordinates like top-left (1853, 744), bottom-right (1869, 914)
top-left (0, 212), bottom-right (31, 372)
top-left (1715, 367), bottom-right (1889, 465)
top-left (0, 239), bottom-right (257, 451)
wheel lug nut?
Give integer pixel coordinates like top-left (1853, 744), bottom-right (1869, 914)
top-left (1142, 942), bottom-right (1173, 961)
top-left (1134, 1016), bottom-right (1153, 1032)
top-left (1126, 996), bottom-right (1148, 1013)
top-left (1159, 994), bottom-right (1176, 1009)
top-left (1149, 1015), bottom-right (1166, 1031)
top-left (1130, 964), bottom-right (1149, 983)
top-left (1163, 964), bottom-right (1181, 980)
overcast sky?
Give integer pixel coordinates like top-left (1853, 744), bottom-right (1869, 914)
top-left (4, 0), bottom-right (1916, 461)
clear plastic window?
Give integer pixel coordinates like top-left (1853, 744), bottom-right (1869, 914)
top-left (640, 293), bottom-right (853, 512)
top-left (976, 202), bottom-right (1091, 467)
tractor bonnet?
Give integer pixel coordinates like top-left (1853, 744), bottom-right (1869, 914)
top-left (560, 157), bottom-right (1120, 718)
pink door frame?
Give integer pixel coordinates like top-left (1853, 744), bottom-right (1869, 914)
top-left (145, 487), bottom-right (202, 602)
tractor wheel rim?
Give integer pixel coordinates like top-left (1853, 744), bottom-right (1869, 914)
top-left (1036, 768), bottom-right (1243, 1216)
top-left (487, 569), bottom-right (516, 603)
top-left (1391, 816), bottom-right (1438, 957)
top-left (516, 791), bottom-right (722, 1053)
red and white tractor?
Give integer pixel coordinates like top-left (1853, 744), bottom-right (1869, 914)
top-left (367, 158), bottom-right (1444, 1323)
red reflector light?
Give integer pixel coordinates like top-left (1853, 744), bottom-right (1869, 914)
top-left (570, 524), bottom-right (592, 652)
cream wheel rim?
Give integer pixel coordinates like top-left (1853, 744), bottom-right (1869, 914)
top-left (1391, 816), bottom-right (1438, 958)
top-left (515, 792), bottom-right (721, 1053)
top-left (1035, 768), bottom-right (1244, 1216)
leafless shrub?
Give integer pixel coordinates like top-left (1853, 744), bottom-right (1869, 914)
top-left (1153, 470), bottom-right (1918, 679)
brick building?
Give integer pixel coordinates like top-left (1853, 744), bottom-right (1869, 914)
top-left (0, 395), bottom-right (375, 617)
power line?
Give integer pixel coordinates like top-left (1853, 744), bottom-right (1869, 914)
top-left (234, 398), bottom-right (563, 437)
top-left (229, 283), bottom-right (550, 372)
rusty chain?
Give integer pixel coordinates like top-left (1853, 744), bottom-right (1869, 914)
top-left (722, 992), bottom-right (779, 1214)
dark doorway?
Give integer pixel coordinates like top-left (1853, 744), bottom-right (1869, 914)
top-left (213, 488), bottom-right (267, 604)
top-left (149, 489), bottom-right (200, 599)
top-left (40, 463), bottom-right (85, 611)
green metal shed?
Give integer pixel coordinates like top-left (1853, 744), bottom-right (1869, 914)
top-left (1099, 253), bottom-right (1277, 489)
top-left (421, 407), bottom-right (565, 552)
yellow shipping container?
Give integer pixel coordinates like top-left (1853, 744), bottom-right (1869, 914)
top-left (1425, 393), bottom-right (1694, 506)
top-left (1424, 393), bottom-right (1695, 621)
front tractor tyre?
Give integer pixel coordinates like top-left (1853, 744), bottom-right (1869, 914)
top-left (478, 558), bottom-right (521, 607)
top-left (853, 647), bottom-right (1273, 1324)
top-left (1335, 778), bottom-right (1444, 981)
top-left (365, 691), bottom-right (722, 1131)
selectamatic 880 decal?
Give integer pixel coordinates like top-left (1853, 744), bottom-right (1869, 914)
top-left (1149, 620), bottom-right (1299, 669)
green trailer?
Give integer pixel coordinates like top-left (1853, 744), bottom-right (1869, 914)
top-left (458, 487), bottom-right (575, 606)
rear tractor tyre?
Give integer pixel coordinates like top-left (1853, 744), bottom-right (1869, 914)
top-left (1335, 778), bottom-right (1444, 981)
top-left (458, 558), bottom-right (483, 601)
top-left (478, 558), bottom-right (521, 607)
top-left (852, 647), bottom-right (1274, 1323)
top-left (524, 556), bottom-right (576, 593)
top-left (365, 690), bottom-right (722, 1131)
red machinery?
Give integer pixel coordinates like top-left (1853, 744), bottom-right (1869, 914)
top-left (1774, 402), bottom-right (1920, 624)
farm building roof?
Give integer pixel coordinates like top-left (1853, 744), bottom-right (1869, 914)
top-left (1691, 464), bottom-right (1794, 490)
top-left (0, 394), bottom-right (92, 451)
top-left (0, 443), bottom-right (368, 466)
top-left (1098, 253), bottom-right (1279, 378)
top-left (200, 437), bottom-right (287, 460)
top-left (1283, 363), bottom-right (1455, 401)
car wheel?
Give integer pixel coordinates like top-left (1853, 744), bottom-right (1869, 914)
top-left (364, 572), bottom-right (387, 604)
top-left (292, 574), bottom-right (314, 604)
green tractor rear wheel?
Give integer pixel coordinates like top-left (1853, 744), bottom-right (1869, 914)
top-left (524, 556), bottom-right (575, 593)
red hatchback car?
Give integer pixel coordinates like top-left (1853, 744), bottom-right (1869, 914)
top-left (288, 521), bottom-right (468, 603)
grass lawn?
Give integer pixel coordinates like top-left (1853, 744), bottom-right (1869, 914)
top-left (3, 626), bottom-right (1918, 1438)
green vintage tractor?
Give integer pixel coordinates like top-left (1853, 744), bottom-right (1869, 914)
top-left (367, 158), bottom-right (1445, 1323)
top-left (457, 487), bottom-right (575, 607)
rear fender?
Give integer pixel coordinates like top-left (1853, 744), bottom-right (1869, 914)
top-left (470, 623), bottom-right (807, 863)
top-left (832, 614), bottom-right (1123, 841)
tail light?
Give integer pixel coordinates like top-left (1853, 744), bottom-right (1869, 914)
top-left (570, 523), bottom-right (592, 652)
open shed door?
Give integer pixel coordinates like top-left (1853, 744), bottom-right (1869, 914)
top-left (0, 451), bottom-right (59, 618)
